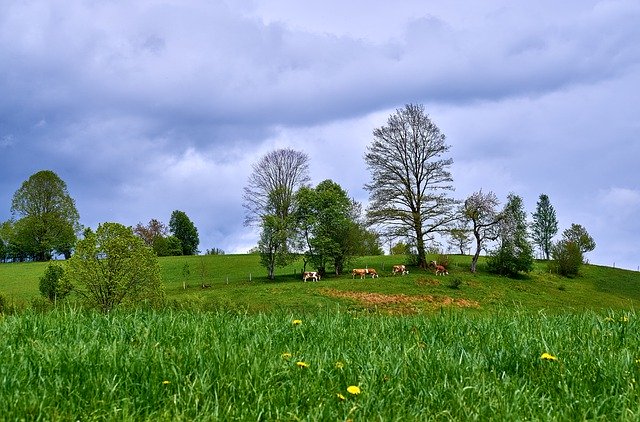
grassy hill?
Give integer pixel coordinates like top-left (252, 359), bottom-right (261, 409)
top-left (1, 254), bottom-right (639, 314)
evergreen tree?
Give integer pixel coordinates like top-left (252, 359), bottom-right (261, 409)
top-left (531, 194), bottom-right (558, 260)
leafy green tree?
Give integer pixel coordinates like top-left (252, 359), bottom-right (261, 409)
top-left (462, 190), bottom-right (501, 273)
top-left (390, 241), bottom-right (411, 255)
top-left (531, 194), bottom-right (559, 260)
top-left (364, 104), bottom-right (458, 269)
top-left (169, 210), bottom-right (199, 255)
top-left (65, 222), bottom-right (164, 312)
top-left (487, 194), bottom-right (534, 277)
top-left (550, 240), bottom-right (583, 277)
top-left (243, 149), bottom-right (310, 279)
top-left (39, 262), bottom-right (72, 303)
top-left (562, 224), bottom-right (596, 256)
top-left (152, 235), bottom-right (183, 257)
top-left (296, 180), bottom-right (363, 276)
top-left (10, 170), bottom-right (80, 261)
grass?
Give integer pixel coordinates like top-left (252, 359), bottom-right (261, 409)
top-left (1, 254), bottom-right (640, 313)
top-left (1, 308), bottom-right (640, 420)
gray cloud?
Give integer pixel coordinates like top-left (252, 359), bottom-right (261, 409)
top-left (0, 1), bottom-right (639, 268)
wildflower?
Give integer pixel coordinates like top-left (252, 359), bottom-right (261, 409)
top-left (162, 380), bottom-right (170, 385)
top-left (281, 352), bottom-right (292, 359)
top-left (335, 361), bottom-right (344, 369)
top-left (337, 393), bottom-right (346, 401)
top-left (292, 319), bottom-right (302, 326)
top-left (347, 385), bottom-right (361, 395)
top-left (540, 353), bottom-right (558, 361)
top-left (621, 316), bottom-right (629, 322)
top-left (296, 361), bottom-right (309, 368)
top-left (635, 359), bottom-right (640, 364)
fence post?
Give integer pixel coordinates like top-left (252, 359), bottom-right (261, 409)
top-left (249, 273), bottom-right (252, 282)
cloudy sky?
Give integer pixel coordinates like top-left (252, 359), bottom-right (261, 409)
top-left (1, 0), bottom-right (639, 270)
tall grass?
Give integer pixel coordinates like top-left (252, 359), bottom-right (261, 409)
top-left (1, 308), bottom-right (639, 420)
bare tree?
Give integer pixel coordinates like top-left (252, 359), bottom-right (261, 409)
top-left (243, 148), bottom-right (310, 279)
top-left (463, 190), bottom-right (501, 273)
top-left (364, 104), bottom-right (457, 268)
top-left (134, 219), bottom-right (168, 246)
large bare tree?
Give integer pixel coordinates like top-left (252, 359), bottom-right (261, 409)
top-left (243, 148), bottom-right (310, 279)
top-left (364, 104), bottom-right (457, 268)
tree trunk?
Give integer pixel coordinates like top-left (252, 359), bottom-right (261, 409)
top-left (471, 235), bottom-right (482, 273)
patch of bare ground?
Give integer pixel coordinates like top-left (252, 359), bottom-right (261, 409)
top-left (319, 288), bottom-right (480, 313)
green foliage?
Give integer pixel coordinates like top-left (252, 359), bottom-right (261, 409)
top-left (169, 210), bottom-right (199, 255)
top-left (0, 293), bottom-right (5, 314)
top-left (152, 235), bottom-right (183, 257)
top-left (65, 222), bottom-right (165, 312)
top-left (390, 242), bottom-right (410, 255)
top-left (10, 170), bottom-right (80, 261)
top-left (531, 194), bottom-right (559, 260)
top-left (296, 180), bottom-right (363, 275)
top-left (550, 240), bottom-right (583, 277)
top-left (38, 262), bottom-right (71, 302)
top-left (562, 223), bottom-right (596, 255)
top-left (488, 194), bottom-right (534, 277)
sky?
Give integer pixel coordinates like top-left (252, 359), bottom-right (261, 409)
top-left (1, 0), bottom-right (639, 270)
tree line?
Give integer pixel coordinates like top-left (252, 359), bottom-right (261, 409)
top-left (0, 170), bottom-right (200, 263)
top-left (244, 103), bottom-right (596, 279)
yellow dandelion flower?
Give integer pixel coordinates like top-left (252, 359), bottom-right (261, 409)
top-left (296, 361), bottom-right (309, 368)
top-left (292, 319), bottom-right (302, 325)
top-left (540, 353), bottom-right (558, 361)
top-left (281, 352), bottom-right (292, 359)
top-left (162, 380), bottom-right (170, 385)
top-left (335, 361), bottom-right (344, 369)
top-left (635, 359), bottom-right (640, 364)
top-left (621, 316), bottom-right (629, 322)
top-left (347, 385), bottom-right (361, 395)
top-left (337, 393), bottom-right (346, 401)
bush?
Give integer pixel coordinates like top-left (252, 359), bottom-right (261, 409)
top-left (65, 222), bottom-right (165, 312)
top-left (550, 240), bottom-right (583, 277)
top-left (39, 262), bottom-right (71, 303)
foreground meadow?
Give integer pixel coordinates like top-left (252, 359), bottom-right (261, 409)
top-left (2, 308), bottom-right (640, 420)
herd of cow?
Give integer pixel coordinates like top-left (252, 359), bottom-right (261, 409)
top-left (301, 261), bottom-right (448, 282)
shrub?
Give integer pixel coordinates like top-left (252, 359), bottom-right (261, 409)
top-left (39, 262), bottom-right (71, 303)
top-left (65, 222), bottom-right (165, 312)
top-left (550, 240), bottom-right (583, 277)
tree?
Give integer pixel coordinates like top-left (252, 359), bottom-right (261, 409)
top-left (65, 222), bottom-right (164, 312)
top-left (296, 180), bottom-right (362, 276)
top-left (152, 235), bottom-right (183, 257)
top-left (364, 104), bottom-right (458, 269)
top-left (39, 262), bottom-right (71, 303)
top-left (561, 224), bottom-right (595, 256)
top-left (447, 226), bottom-right (472, 255)
top-left (243, 148), bottom-right (310, 279)
top-left (531, 194), bottom-right (558, 260)
top-left (10, 170), bottom-right (80, 261)
top-left (169, 211), bottom-right (199, 255)
top-left (462, 190), bottom-right (502, 273)
top-left (487, 194), bottom-right (534, 277)
top-left (134, 219), bottom-right (168, 246)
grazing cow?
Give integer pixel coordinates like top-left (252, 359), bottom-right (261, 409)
top-left (303, 271), bottom-right (320, 282)
top-left (431, 261), bottom-right (448, 276)
top-left (392, 265), bottom-right (408, 275)
top-left (352, 268), bottom-right (368, 279)
top-left (367, 268), bottom-right (379, 278)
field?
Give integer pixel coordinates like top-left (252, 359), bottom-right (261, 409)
top-left (1, 255), bottom-right (640, 420)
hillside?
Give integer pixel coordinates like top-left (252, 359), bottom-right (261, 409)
top-left (1, 254), bottom-right (639, 313)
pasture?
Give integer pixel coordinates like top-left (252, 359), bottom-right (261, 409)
top-left (2, 255), bottom-right (640, 420)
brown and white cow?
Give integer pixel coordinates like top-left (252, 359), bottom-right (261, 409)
top-left (303, 271), bottom-right (320, 282)
top-left (431, 261), bottom-right (449, 275)
top-left (392, 265), bottom-right (408, 275)
top-left (352, 268), bottom-right (379, 279)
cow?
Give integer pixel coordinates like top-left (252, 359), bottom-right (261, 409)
top-left (352, 268), bottom-right (368, 279)
top-left (352, 268), bottom-right (379, 279)
top-left (392, 265), bottom-right (408, 275)
top-left (302, 271), bottom-right (320, 282)
top-left (431, 261), bottom-right (449, 275)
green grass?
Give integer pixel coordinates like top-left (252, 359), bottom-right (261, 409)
top-left (1, 254), bottom-right (640, 313)
top-left (1, 308), bottom-right (640, 420)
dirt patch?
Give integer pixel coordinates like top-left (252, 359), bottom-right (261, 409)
top-left (318, 288), bottom-right (480, 312)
